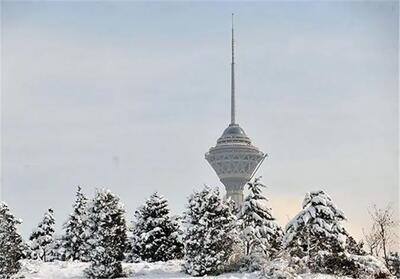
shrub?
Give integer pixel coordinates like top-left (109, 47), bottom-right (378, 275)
top-left (313, 252), bottom-right (393, 278)
top-left (259, 257), bottom-right (298, 279)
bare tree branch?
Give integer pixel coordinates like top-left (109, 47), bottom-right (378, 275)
top-left (366, 204), bottom-right (396, 267)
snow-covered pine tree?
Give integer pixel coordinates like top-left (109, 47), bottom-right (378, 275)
top-left (283, 190), bottom-right (348, 259)
top-left (0, 202), bottom-right (24, 279)
top-left (239, 177), bottom-right (283, 258)
top-left (62, 186), bottom-right (89, 261)
top-left (183, 186), bottom-right (240, 276)
top-left (48, 235), bottom-right (66, 261)
top-left (345, 236), bottom-right (366, 256)
top-left (129, 192), bottom-right (183, 262)
top-left (28, 208), bottom-right (56, 262)
top-left (387, 252), bottom-right (400, 278)
top-left (85, 189), bottom-right (127, 279)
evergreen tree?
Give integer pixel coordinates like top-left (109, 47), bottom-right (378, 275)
top-left (0, 202), bottom-right (24, 279)
top-left (28, 208), bottom-right (56, 262)
top-left (63, 186), bottom-right (89, 261)
top-left (129, 192), bottom-right (183, 262)
top-left (48, 235), bottom-right (66, 261)
top-left (85, 189), bottom-right (127, 278)
top-left (183, 186), bottom-right (240, 276)
top-left (239, 177), bottom-right (283, 258)
top-left (387, 252), bottom-right (400, 278)
top-left (283, 190), bottom-right (348, 260)
top-left (345, 236), bottom-right (366, 256)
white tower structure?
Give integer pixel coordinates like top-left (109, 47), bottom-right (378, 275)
top-left (205, 15), bottom-right (266, 206)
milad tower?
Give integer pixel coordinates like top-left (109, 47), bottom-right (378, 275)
top-left (205, 15), bottom-right (266, 207)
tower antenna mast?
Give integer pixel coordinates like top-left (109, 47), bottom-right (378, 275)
top-left (231, 13), bottom-right (236, 125)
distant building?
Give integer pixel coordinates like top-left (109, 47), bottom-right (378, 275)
top-left (205, 16), bottom-right (266, 207)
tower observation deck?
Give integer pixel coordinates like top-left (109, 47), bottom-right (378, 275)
top-left (205, 15), bottom-right (266, 206)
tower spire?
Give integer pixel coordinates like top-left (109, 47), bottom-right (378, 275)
top-left (231, 13), bottom-right (236, 125)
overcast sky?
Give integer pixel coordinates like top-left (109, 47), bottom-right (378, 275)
top-left (1, 1), bottom-right (399, 242)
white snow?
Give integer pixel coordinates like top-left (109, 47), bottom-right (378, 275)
top-left (14, 259), bottom-right (354, 279)
top-left (16, 260), bottom-right (89, 279)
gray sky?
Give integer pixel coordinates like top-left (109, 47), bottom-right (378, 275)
top-left (1, 1), bottom-right (399, 243)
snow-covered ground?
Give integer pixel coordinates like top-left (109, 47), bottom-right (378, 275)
top-left (15, 259), bottom-right (352, 279)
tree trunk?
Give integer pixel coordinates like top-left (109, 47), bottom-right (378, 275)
top-left (380, 223), bottom-right (389, 267)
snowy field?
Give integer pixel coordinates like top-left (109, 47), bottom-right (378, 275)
top-left (15, 260), bottom-right (352, 279)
